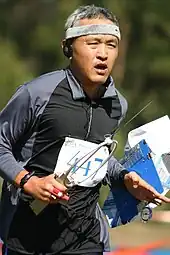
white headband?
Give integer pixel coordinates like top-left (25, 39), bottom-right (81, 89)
top-left (65, 24), bottom-right (121, 40)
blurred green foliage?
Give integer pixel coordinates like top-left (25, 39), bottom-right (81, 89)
top-left (0, 0), bottom-right (170, 207)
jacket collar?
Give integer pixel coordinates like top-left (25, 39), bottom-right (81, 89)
top-left (65, 67), bottom-right (117, 100)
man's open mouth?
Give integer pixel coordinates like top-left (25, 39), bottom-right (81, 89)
top-left (94, 63), bottom-right (108, 70)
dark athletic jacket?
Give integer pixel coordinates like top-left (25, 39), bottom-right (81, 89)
top-left (0, 68), bottom-right (128, 254)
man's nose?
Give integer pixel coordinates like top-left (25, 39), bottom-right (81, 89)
top-left (96, 44), bottom-right (108, 60)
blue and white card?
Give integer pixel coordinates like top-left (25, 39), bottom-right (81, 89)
top-left (103, 116), bottom-right (170, 227)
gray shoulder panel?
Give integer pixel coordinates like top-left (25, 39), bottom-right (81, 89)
top-left (115, 88), bottom-right (128, 125)
top-left (0, 85), bottom-right (33, 181)
top-left (0, 70), bottom-right (66, 182)
top-left (25, 70), bottom-right (66, 116)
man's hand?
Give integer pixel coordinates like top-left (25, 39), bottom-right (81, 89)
top-left (23, 174), bottom-right (69, 203)
top-left (124, 171), bottom-right (170, 205)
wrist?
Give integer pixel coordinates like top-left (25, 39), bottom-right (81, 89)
top-left (20, 171), bottom-right (36, 190)
top-left (117, 169), bottom-right (129, 189)
top-left (14, 170), bottom-right (29, 187)
top-left (119, 169), bottom-right (129, 182)
top-left (23, 175), bottom-right (39, 193)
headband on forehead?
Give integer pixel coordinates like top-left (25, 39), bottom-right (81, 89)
top-left (65, 24), bottom-right (121, 40)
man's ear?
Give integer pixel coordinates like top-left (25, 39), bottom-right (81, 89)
top-left (62, 39), bottom-right (73, 59)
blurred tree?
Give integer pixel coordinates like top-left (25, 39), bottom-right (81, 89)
top-left (0, 39), bottom-right (33, 108)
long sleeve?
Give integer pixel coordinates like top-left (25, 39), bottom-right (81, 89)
top-left (0, 85), bottom-right (33, 182)
top-left (104, 156), bottom-right (129, 188)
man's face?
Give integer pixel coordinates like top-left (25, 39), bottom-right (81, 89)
top-left (71, 18), bottom-right (119, 86)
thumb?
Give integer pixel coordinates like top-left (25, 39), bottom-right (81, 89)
top-left (132, 175), bottom-right (139, 188)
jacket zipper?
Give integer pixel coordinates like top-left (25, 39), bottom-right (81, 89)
top-left (85, 104), bottom-right (93, 140)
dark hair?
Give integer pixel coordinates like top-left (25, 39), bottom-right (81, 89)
top-left (65, 5), bottom-right (119, 30)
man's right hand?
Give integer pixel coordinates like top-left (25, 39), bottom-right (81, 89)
top-left (15, 171), bottom-right (69, 203)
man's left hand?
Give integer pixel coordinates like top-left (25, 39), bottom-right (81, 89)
top-left (124, 171), bottom-right (170, 205)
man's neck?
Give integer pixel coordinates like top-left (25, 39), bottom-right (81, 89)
top-left (82, 84), bottom-right (106, 100)
top-left (69, 66), bottom-right (107, 100)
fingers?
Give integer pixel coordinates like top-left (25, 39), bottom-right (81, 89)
top-left (52, 187), bottom-right (69, 201)
top-left (146, 185), bottom-right (170, 203)
top-left (151, 198), bottom-right (162, 206)
top-left (157, 193), bottom-right (170, 203)
top-left (42, 185), bottom-right (69, 202)
top-left (38, 188), bottom-right (69, 203)
top-left (145, 197), bottom-right (162, 206)
top-left (128, 172), bottom-right (170, 204)
top-left (50, 194), bottom-right (57, 200)
top-left (51, 174), bottom-right (68, 192)
top-left (37, 190), bottom-right (52, 202)
top-left (50, 176), bottom-right (69, 201)
top-left (145, 190), bottom-right (169, 204)
top-left (143, 186), bottom-right (170, 204)
top-left (26, 174), bottom-right (69, 203)
top-left (42, 174), bottom-right (67, 193)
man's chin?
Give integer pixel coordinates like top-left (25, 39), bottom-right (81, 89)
top-left (90, 76), bottom-right (108, 85)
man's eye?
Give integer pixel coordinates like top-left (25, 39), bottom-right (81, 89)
top-left (88, 42), bottom-right (98, 45)
top-left (108, 44), bottom-right (116, 48)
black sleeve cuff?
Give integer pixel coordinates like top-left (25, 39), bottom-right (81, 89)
top-left (103, 169), bottom-right (129, 189)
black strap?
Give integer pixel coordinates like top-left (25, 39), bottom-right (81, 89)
top-left (19, 171), bottom-right (35, 189)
